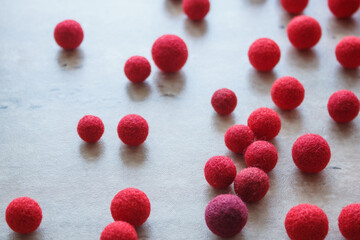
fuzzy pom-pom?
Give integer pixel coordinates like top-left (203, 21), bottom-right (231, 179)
top-left (285, 204), bottom-right (329, 240)
top-left (211, 88), bottom-right (237, 115)
top-left (248, 38), bottom-right (281, 72)
top-left (280, 0), bottom-right (309, 14)
top-left (77, 115), bottom-right (105, 143)
top-left (328, 90), bottom-right (360, 123)
top-left (205, 194), bottom-right (248, 238)
top-left (328, 0), bottom-right (360, 18)
top-left (124, 56), bottom-right (151, 83)
top-left (338, 203), bottom-right (360, 240)
top-left (271, 76), bottom-right (305, 110)
top-left (183, 0), bottom-right (210, 21)
top-left (224, 124), bottom-right (255, 154)
top-left (292, 134), bottom-right (331, 173)
top-left (117, 114), bottom-right (149, 146)
top-left (335, 36), bottom-right (360, 69)
top-left (54, 20), bottom-right (84, 50)
top-left (151, 34), bottom-right (188, 73)
top-left (100, 221), bottom-right (137, 240)
top-left (6, 197), bottom-right (42, 234)
top-left (247, 107), bottom-right (281, 140)
top-left (204, 156), bottom-right (237, 189)
top-left (287, 15), bottom-right (322, 50)
top-left (111, 188), bottom-right (151, 227)
top-left (234, 167), bottom-right (270, 203)
top-left (245, 141), bottom-right (278, 173)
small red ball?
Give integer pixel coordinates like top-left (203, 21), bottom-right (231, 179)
top-left (204, 156), bottom-right (237, 189)
top-left (285, 204), bottom-right (329, 240)
top-left (335, 36), bottom-right (360, 69)
top-left (247, 107), bottom-right (281, 140)
top-left (183, 0), bottom-right (210, 21)
top-left (117, 114), bottom-right (149, 146)
top-left (205, 194), bottom-right (248, 238)
top-left (338, 203), bottom-right (360, 240)
top-left (248, 38), bottom-right (281, 72)
top-left (124, 56), bottom-right (151, 83)
top-left (224, 124), bottom-right (255, 154)
top-left (292, 134), bottom-right (331, 173)
top-left (328, 0), bottom-right (360, 18)
top-left (77, 115), bottom-right (105, 143)
top-left (271, 76), bottom-right (305, 110)
top-left (245, 141), bottom-right (278, 173)
top-left (111, 188), bottom-right (151, 227)
top-left (280, 0), bottom-right (309, 14)
top-left (234, 167), bottom-right (270, 203)
top-left (287, 15), bottom-right (322, 50)
top-left (328, 90), bottom-right (360, 123)
top-left (100, 221), bottom-right (138, 240)
top-left (54, 20), bottom-right (84, 50)
top-left (6, 197), bottom-right (42, 234)
top-left (151, 34), bottom-right (188, 73)
top-left (211, 88), bottom-right (237, 115)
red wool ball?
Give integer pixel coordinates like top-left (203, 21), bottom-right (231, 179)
top-left (117, 114), bottom-right (149, 146)
top-left (54, 20), bottom-right (84, 50)
top-left (292, 134), bottom-right (331, 173)
top-left (211, 88), bottom-right (237, 115)
top-left (285, 204), bottom-right (329, 240)
top-left (100, 221), bottom-right (137, 240)
top-left (328, 0), bottom-right (360, 18)
top-left (204, 156), bottom-right (237, 189)
top-left (271, 76), bottom-right (305, 110)
top-left (247, 107), bottom-right (281, 140)
top-left (183, 0), bottom-right (210, 21)
top-left (338, 203), bottom-right (360, 240)
top-left (248, 38), bottom-right (281, 72)
top-left (234, 167), bottom-right (270, 203)
top-left (205, 194), bottom-right (248, 238)
top-left (335, 36), bottom-right (360, 69)
top-left (111, 188), bottom-right (151, 227)
top-left (151, 34), bottom-right (188, 73)
top-left (245, 141), bottom-right (278, 173)
top-left (280, 0), bottom-right (309, 14)
top-left (328, 90), bottom-right (360, 123)
top-left (124, 56), bottom-right (151, 83)
top-left (77, 115), bottom-right (105, 143)
top-left (224, 124), bottom-right (255, 154)
top-left (287, 15), bottom-right (322, 50)
top-left (6, 197), bottom-right (42, 234)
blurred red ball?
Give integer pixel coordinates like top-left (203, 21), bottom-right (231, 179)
top-left (183, 0), bottom-right (210, 20)
top-left (100, 221), bottom-right (137, 240)
top-left (247, 107), bottom-right (281, 140)
top-left (224, 125), bottom-right (255, 154)
top-left (204, 156), bottom-right (237, 189)
top-left (287, 15), bottom-right (321, 50)
top-left (117, 114), bottom-right (149, 146)
top-left (338, 203), bottom-right (360, 240)
top-left (281, 0), bottom-right (309, 14)
top-left (245, 141), bottom-right (278, 173)
top-left (124, 56), bottom-right (151, 83)
top-left (77, 115), bottom-right (105, 143)
top-left (271, 76), bottom-right (305, 110)
top-left (211, 88), bottom-right (237, 115)
top-left (54, 20), bottom-right (84, 50)
top-left (248, 38), bottom-right (281, 72)
top-left (328, 90), bottom-right (360, 123)
top-left (328, 0), bottom-right (360, 18)
top-left (335, 36), bottom-right (360, 69)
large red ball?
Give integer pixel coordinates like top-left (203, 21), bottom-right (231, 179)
top-left (151, 35), bottom-right (188, 73)
top-left (328, 0), bottom-right (360, 18)
top-left (6, 197), bottom-right (42, 234)
top-left (211, 88), bottom-right (237, 115)
top-left (338, 203), bottom-right (360, 240)
top-left (335, 36), bottom-right (360, 69)
top-left (328, 90), bottom-right (360, 123)
top-left (111, 188), bottom-right (151, 227)
top-left (245, 141), bottom-right (278, 173)
top-left (271, 76), bottom-right (305, 110)
top-left (54, 20), bottom-right (84, 50)
top-left (183, 0), bottom-right (210, 21)
top-left (124, 56), bottom-right (151, 83)
top-left (100, 221), bottom-right (138, 240)
top-left (280, 0), bottom-right (309, 14)
top-left (204, 156), bottom-right (237, 189)
top-left (224, 124), bottom-right (255, 154)
top-left (248, 38), bottom-right (281, 72)
top-left (77, 115), bottom-right (105, 143)
top-left (117, 114), bottom-right (149, 146)
top-left (247, 107), bottom-right (281, 140)
top-left (285, 204), bottom-right (329, 240)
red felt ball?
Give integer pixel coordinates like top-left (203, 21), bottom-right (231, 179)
top-left (248, 38), bottom-right (281, 72)
top-left (271, 76), bottom-right (305, 110)
top-left (285, 204), bottom-right (329, 240)
top-left (204, 156), bottom-right (237, 189)
top-left (211, 88), bottom-right (237, 115)
top-left (117, 114), bottom-right (149, 146)
top-left (151, 34), bottom-right (188, 73)
top-left (100, 221), bottom-right (137, 240)
top-left (77, 115), bottom-right (105, 143)
top-left (205, 194), bottom-right (248, 238)
top-left (292, 134), bottom-right (331, 173)
top-left (338, 203), bottom-right (360, 240)
top-left (328, 0), bottom-right (360, 18)
top-left (183, 0), bottom-right (210, 21)
top-left (328, 90), bottom-right (360, 123)
top-left (287, 15), bottom-right (322, 50)
top-left (54, 20), bottom-right (84, 50)
top-left (124, 56), bottom-right (151, 83)
top-left (111, 188), bottom-right (151, 227)
top-left (247, 107), bottom-right (281, 140)
top-left (234, 167), bottom-right (270, 203)
top-left (335, 36), bottom-right (360, 69)
top-left (280, 0), bottom-right (309, 14)
top-left (245, 141), bottom-right (278, 173)
top-left (224, 124), bottom-right (255, 154)
top-left (6, 197), bottom-right (42, 234)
